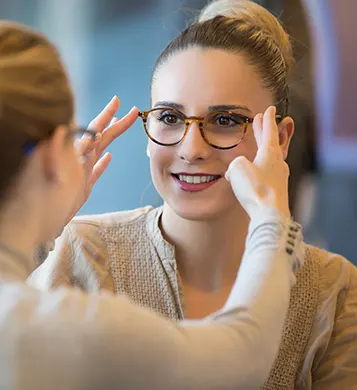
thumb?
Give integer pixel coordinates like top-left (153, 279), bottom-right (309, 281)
top-left (225, 155), bottom-right (251, 183)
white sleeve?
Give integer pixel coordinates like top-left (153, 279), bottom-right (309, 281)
top-left (0, 210), bottom-right (303, 390)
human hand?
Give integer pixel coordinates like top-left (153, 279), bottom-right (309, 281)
top-left (66, 96), bottom-right (138, 223)
top-left (226, 106), bottom-right (290, 219)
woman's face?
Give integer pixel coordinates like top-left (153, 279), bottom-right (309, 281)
top-left (149, 48), bottom-right (291, 221)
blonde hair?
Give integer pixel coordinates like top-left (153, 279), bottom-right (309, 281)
top-left (153, 0), bottom-right (294, 115)
top-left (0, 21), bottom-right (73, 202)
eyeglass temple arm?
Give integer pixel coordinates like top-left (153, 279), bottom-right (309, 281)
top-left (247, 115), bottom-right (283, 123)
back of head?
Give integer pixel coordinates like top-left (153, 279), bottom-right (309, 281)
top-left (153, 0), bottom-right (294, 116)
top-left (0, 21), bottom-right (73, 204)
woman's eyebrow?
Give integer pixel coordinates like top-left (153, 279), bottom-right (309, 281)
top-left (153, 101), bottom-right (184, 110)
top-left (208, 104), bottom-right (252, 114)
top-left (152, 102), bottom-right (252, 115)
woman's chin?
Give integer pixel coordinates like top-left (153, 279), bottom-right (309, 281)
top-left (166, 198), bottom-right (235, 222)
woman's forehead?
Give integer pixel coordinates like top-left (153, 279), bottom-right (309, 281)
top-left (151, 48), bottom-right (272, 114)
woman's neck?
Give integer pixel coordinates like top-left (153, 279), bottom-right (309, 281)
top-left (161, 203), bottom-right (250, 292)
top-left (0, 198), bottom-right (40, 264)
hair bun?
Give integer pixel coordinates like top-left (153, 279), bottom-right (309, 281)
top-left (198, 0), bottom-right (295, 78)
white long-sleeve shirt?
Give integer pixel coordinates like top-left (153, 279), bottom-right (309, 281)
top-left (0, 210), bottom-right (302, 390)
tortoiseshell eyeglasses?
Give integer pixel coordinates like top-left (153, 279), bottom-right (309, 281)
top-left (138, 107), bottom-right (282, 150)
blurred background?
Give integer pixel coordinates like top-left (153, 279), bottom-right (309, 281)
top-left (1, 0), bottom-right (356, 264)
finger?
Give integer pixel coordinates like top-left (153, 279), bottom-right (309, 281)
top-left (75, 132), bottom-right (102, 157)
top-left (75, 137), bottom-right (91, 156)
top-left (109, 117), bottom-right (119, 126)
top-left (85, 132), bottom-right (102, 152)
top-left (254, 106), bottom-right (281, 165)
top-left (225, 155), bottom-right (250, 182)
top-left (88, 96), bottom-right (120, 132)
top-left (261, 106), bottom-right (279, 148)
top-left (98, 106), bottom-right (139, 155)
top-left (225, 156), bottom-right (258, 210)
top-left (252, 113), bottom-right (263, 149)
top-left (91, 152), bottom-right (112, 185)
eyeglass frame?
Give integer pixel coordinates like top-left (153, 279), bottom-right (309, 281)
top-left (138, 107), bottom-right (283, 150)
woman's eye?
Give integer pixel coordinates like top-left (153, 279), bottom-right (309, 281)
top-left (218, 116), bottom-right (233, 126)
top-left (162, 114), bottom-right (178, 124)
top-left (214, 114), bottom-right (245, 126)
top-left (157, 111), bottom-right (183, 125)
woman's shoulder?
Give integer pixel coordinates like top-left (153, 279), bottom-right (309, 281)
top-left (271, 245), bottom-right (357, 388)
top-left (34, 206), bottom-right (162, 268)
top-left (295, 247), bottom-right (357, 387)
top-left (71, 205), bottom-right (157, 229)
top-left (31, 206), bottom-right (164, 291)
top-left (301, 244), bottom-right (357, 350)
top-left (304, 244), bottom-right (357, 293)
top-left (68, 205), bottom-right (164, 248)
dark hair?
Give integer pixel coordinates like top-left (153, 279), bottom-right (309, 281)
top-left (0, 21), bottom-right (73, 204)
top-left (152, 8), bottom-right (294, 116)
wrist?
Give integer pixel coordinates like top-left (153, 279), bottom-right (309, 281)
top-left (249, 207), bottom-right (291, 225)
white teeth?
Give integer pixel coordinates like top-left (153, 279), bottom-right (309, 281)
top-left (178, 175), bottom-right (218, 184)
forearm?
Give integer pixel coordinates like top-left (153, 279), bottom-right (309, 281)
top-left (5, 210), bottom-right (302, 390)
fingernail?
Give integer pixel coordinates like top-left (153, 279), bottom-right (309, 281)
top-left (95, 133), bottom-right (102, 141)
top-left (272, 106), bottom-right (277, 115)
top-left (108, 95), bottom-right (118, 106)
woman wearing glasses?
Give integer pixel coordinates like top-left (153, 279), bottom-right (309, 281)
top-left (31, 0), bottom-right (357, 389)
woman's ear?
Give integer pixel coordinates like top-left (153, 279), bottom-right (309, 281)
top-left (277, 116), bottom-right (294, 160)
top-left (41, 126), bottom-right (68, 183)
